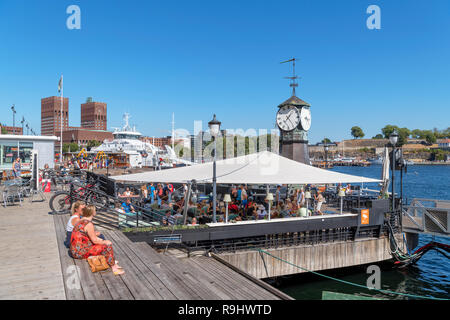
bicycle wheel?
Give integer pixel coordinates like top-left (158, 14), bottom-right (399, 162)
top-left (90, 194), bottom-right (109, 209)
top-left (49, 191), bottom-right (72, 214)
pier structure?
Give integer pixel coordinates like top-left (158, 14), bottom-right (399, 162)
top-left (0, 197), bottom-right (290, 300)
top-left (402, 198), bottom-right (450, 250)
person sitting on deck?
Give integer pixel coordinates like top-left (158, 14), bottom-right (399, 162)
top-left (121, 198), bottom-right (136, 213)
top-left (280, 203), bottom-right (291, 218)
top-left (70, 205), bottom-right (124, 275)
top-left (121, 187), bottom-right (133, 197)
top-left (64, 201), bottom-right (84, 248)
top-left (257, 204), bottom-right (267, 220)
top-left (297, 204), bottom-right (309, 218)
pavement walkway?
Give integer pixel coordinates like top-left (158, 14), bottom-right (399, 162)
top-left (0, 194), bottom-right (66, 299)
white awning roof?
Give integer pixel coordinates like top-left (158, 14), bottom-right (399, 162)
top-left (111, 151), bottom-right (381, 185)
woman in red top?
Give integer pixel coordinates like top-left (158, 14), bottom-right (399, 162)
top-left (70, 205), bottom-right (124, 275)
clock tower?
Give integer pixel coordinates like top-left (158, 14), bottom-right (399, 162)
top-left (277, 58), bottom-right (311, 164)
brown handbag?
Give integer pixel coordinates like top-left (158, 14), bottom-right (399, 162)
top-left (87, 255), bottom-right (110, 272)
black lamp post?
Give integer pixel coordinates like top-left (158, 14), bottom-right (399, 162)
top-left (26, 123), bottom-right (30, 136)
top-left (21, 117), bottom-right (25, 135)
top-left (11, 105), bottom-right (16, 134)
top-left (208, 114), bottom-right (221, 223)
top-left (389, 131), bottom-right (399, 212)
top-left (324, 143), bottom-right (329, 169)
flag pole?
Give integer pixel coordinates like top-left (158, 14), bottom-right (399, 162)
top-left (60, 74), bottom-right (63, 164)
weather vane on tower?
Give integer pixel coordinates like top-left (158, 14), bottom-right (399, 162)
top-left (280, 57), bottom-right (299, 96)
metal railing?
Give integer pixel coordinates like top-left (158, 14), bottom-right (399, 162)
top-left (402, 198), bottom-right (450, 236)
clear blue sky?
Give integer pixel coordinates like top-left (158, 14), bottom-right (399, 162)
top-left (0, 0), bottom-right (449, 143)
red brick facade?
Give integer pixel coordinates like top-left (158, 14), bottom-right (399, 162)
top-left (81, 102), bottom-right (107, 130)
top-left (41, 96), bottom-right (69, 136)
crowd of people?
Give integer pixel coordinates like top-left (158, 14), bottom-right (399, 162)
top-left (114, 182), bottom-right (355, 226)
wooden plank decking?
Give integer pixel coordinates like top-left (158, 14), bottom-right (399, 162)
top-left (54, 214), bottom-right (290, 300)
top-left (0, 195), bottom-right (66, 300)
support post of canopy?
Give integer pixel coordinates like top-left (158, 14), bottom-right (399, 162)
top-left (183, 180), bottom-right (193, 225)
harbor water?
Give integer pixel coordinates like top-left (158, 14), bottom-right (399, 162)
top-left (276, 164), bottom-right (450, 300)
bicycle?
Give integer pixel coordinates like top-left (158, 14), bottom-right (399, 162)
top-left (49, 181), bottom-right (109, 214)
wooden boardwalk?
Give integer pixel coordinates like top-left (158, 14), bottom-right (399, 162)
top-left (54, 214), bottom-right (291, 300)
top-left (0, 195), bottom-right (65, 299)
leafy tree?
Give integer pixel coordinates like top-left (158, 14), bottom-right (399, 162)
top-left (381, 125), bottom-right (410, 146)
top-left (350, 126), bottom-right (365, 139)
top-left (322, 138), bottom-right (332, 144)
top-left (424, 131), bottom-right (437, 144)
top-left (87, 140), bottom-right (101, 148)
top-left (397, 127), bottom-right (411, 146)
top-left (1, 126), bottom-right (7, 134)
top-left (411, 129), bottom-right (423, 139)
top-left (62, 143), bottom-right (70, 153)
top-left (372, 134), bottom-right (384, 139)
top-left (381, 125), bottom-right (398, 139)
top-left (69, 142), bottom-right (79, 152)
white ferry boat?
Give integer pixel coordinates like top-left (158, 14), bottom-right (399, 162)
top-left (93, 113), bottom-right (191, 168)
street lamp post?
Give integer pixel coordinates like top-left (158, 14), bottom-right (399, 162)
top-left (26, 123), bottom-right (30, 136)
top-left (208, 114), bottom-right (221, 223)
top-left (389, 131), bottom-right (399, 212)
top-left (21, 117), bottom-right (25, 135)
top-left (11, 105), bottom-right (16, 135)
top-left (324, 143), bottom-right (329, 168)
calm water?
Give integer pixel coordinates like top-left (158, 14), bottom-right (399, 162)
top-left (276, 165), bottom-right (450, 300)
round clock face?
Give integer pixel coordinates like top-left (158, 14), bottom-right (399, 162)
top-left (276, 106), bottom-right (300, 131)
top-left (300, 107), bottom-right (311, 131)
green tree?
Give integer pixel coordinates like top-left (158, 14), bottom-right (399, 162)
top-left (322, 137), bottom-right (332, 144)
top-left (381, 125), bottom-right (397, 139)
top-left (397, 127), bottom-right (411, 146)
top-left (372, 134), bottom-right (384, 139)
top-left (350, 126), bottom-right (365, 139)
top-left (1, 127), bottom-right (7, 134)
top-left (424, 131), bottom-right (437, 144)
top-left (62, 143), bottom-right (70, 153)
top-left (411, 129), bottom-right (423, 139)
top-left (69, 142), bottom-right (79, 152)
top-left (381, 125), bottom-right (410, 146)
top-left (87, 140), bottom-right (101, 148)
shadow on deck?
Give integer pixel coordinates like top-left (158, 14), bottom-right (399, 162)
top-left (53, 215), bottom-right (291, 300)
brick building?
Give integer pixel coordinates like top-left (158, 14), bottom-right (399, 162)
top-left (140, 136), bottom-right (173, 148)
top-left (0, 124), bottom-right (23, 135)
top-left (81, 100), bottom-right (107, 130)
top-left (62, 127), bottom-right (113, 147)
top-left (41, 96), bottom-right (112, 149)
top-left (41, 96), bottom-right (69, 136)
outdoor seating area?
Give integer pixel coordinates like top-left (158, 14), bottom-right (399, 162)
top-left (1, 178), bottom-right (33, 207)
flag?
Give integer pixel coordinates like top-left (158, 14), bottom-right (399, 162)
top-left (58, 75), bottom-right (62, 92)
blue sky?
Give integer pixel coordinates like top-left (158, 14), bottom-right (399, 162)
top-left (0, 0), bottom-right (449, 143)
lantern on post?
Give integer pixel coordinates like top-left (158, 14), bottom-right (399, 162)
top-left (223, 194), bottom-right (231, 224)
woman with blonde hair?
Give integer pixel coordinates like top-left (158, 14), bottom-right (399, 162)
top-left (64, 201), bottom-right (84, 248)
top-left (70, 205), bottom-right (124, 275)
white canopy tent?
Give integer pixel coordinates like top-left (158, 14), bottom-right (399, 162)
top-left (111, 151), bottom-right (381, 185)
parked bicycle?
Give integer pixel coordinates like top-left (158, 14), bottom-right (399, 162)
top-left (49, 180), bottom-right (109, 214)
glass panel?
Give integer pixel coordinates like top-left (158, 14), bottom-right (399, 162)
top-left (19, 141), bottom-right (33, 170)
top-left (0, 140), bottom-right (19, 170)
